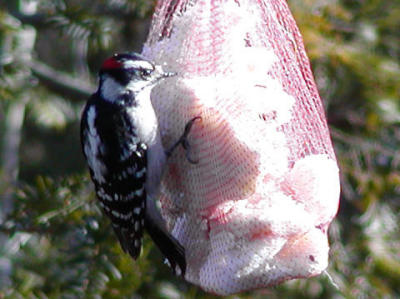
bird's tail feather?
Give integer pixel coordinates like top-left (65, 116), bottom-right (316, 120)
top-left (145, 217), bottom-right (186, 277)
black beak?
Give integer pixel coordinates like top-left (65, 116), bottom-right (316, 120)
top-left (153, 64), bottom-right (177, 81)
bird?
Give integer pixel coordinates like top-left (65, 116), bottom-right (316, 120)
top-left (80, 52), bottom-right (199, 276)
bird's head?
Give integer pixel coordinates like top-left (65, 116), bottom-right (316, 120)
top-left (98, 52), bottom-right (175, 103)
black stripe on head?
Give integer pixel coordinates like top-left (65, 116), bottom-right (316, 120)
top-left (100, 52), bottom-right (155, 86)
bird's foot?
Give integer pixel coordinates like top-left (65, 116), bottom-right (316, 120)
top-left (165, 116), bottom-right (201, 164)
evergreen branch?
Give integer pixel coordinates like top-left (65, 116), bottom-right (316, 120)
top-left (29, 59), bottom-right (95, 101)
top-left (6, 4), bottom-right (152, 28)
top-left (37, 198), bottom-right (87, 224)
top-left (0, 224), bottom-right (54, 235)
top-left (330, 127), bottom-right (397, 157)
top-left (7, 10), bottom-right (48, 27)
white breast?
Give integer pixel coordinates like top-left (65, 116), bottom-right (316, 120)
top-left (84, 105), bottom-right (107, 184)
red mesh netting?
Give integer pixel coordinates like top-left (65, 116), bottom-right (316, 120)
top-left (142, 0), bottom-right (340, 295)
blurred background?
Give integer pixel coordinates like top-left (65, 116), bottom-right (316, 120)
top-left (0, 0), bottom-right (399, 298)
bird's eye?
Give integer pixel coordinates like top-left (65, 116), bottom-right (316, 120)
top-left (140, 69), bottom-right (152, 78)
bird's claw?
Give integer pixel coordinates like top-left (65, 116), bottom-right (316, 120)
top-left (166, 116), bottom-right (201, 164)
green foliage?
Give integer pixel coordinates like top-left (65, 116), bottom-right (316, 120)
top-left (1, 0), bottom-right (399, 298)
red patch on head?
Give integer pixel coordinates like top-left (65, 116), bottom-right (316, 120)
top-left (101, 57), bottom-right (122, 70)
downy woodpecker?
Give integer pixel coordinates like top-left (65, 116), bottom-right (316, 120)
top-left (80, 52), bottom-right (198, 276)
